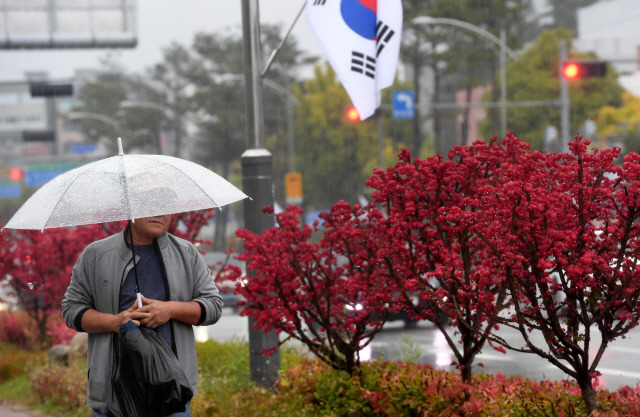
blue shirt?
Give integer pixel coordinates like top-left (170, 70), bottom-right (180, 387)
top-left (119, 243), bottom-right (173, 349)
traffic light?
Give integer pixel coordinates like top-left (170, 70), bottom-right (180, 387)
top-left (562, 61), bottom-right (607, 80)
top-left (23, 130), bottom-right (55, 142)
top-left (346, 106), bottom-right (360, 122)
top-left (9, 168), bottom-right (23, 181)
top-left (29, 83), bottom-right (73, 97)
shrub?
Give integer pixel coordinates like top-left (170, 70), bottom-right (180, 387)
top-left (192, 339), bottom-right (313, 417)
top-left (0, 345), bottom-right (46, 384)
top-left (46, 314), bottom-right (76, 345)
top-left (30, 362), bottom-right (87, 415)
top-left (0, 310), bottom-right (38, 350)
top-left (7, 339), bottom-right (640, 417)
top-left (223, 358), bottom-right (640, 417)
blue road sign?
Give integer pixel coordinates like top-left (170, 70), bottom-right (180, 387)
top-left (24, 170), bottom-right (63, 187)
top-left (70, 143), bottom-right (97, 154)
top-left (23, 162), bottom-right (84, 187)
top-left (392, 90), bottom-right (415, 119)
top-left (0, 183), bottom-right (20, 198)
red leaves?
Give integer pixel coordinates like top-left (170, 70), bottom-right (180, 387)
top-left (169, 209), bottom-right (215, 248)
top-left (231, 133), bottom-right (640, 411)
top-left (233, 203), bottom-right (390, 374)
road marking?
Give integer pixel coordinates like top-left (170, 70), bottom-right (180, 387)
top-left (597, 368), bottom-right (640, 379)
top-left (475, 352), bottom-right (515, 362)
top-left (606, 345), bottom-right (640, 355)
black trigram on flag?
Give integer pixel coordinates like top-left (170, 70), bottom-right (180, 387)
top-left (375, 21), bottom-right (395, 57)
top-left (351, 51), bottom-right (376, 79)
top-left (312, 0), bottom-right (326, 5)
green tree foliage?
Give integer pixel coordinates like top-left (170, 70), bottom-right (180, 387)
top-left (481, 28), bottom-right (623, 150)
top-left (186, 24), bottom-right (312, 247)
top-left (597, 92), bottom-right (640, 155)
top-left (73, 24), bottom-right (312, 249)
top-left (293, 65), bottom-right (411, 211)
top-left (145, 43), bottom-right (200, 158)
top-left (293, 65), bottom-right (374, 210)
top-left (72, 57), bottom-right (161, 154)
top-left (402, 0), bottom-right (533, 155)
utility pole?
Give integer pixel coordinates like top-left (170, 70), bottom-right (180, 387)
top-left (240, 0), bottom-right (280, 389)
top-left (559, 40), bottom-right (570, 152)
top-left (499, 29), bottom-right (507, 136)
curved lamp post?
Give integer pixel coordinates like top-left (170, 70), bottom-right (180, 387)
top-left (67, 111), bottom-right (122, 132)
top-left (67, 111), bottom-right (151, 150)
top-left (119, 100), bottom-right (168, 114)
top-left (411, 16), bottom-right (518, 137)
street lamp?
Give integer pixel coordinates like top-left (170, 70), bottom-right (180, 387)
top-left (411, 16), bottom-right (518, 137)
top-left (66, 111), bottom-right (151, 151)
top-left (66, 111), bottom-right (121, 132)
top-left (119, 100), bottom-right (168, 114)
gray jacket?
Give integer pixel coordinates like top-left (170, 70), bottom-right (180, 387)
top-left (61, 228), bottom-right (222, 412)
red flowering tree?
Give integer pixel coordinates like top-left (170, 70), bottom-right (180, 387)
top-left (0, 210), bottom-right (214, 349)
top-left (0, 225), bottom-right (111, 348)
top-left (231, 203), bottom-right (390, 375)
top-left (170, 209), bottom-right (215, 248)
top-left (365, 140), bottom-right (515, 384)
top-left (467, 135), bottom-right (640, 413)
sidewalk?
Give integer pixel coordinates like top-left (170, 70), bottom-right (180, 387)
top-left (0, 404), bottom-right (51, 417)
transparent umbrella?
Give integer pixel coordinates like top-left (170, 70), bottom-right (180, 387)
top-left (3, 138), bottom-right (248, 230)
top-left (2, 138), bottom-right (249, 305)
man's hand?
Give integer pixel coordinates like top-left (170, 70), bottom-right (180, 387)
top-left (80, 300), bottom-right (150, 334)
top-left (116, 300), bottom-right (151, 331)
top-left (138, 295), bottom-right (203, 327)
top-left (138, 295), bottom-right (173, 329)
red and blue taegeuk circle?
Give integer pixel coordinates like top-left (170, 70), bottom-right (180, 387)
top-left (340, 0), bottom-right (377, 40)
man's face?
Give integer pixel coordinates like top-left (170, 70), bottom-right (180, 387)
top-left (130, 214), bottom-right (172, 245)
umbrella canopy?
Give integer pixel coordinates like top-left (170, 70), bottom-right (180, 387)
top-left (3, 138), bottom-right (248, 230)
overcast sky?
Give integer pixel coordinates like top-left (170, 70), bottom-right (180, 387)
top-left (0, 0), bottom-right (323, 81)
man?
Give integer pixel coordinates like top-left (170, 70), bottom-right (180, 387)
top-left (62, 214), bottom-right (223, 417)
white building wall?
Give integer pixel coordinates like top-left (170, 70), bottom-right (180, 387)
top-left (575, 0), bottom-right (640, 76)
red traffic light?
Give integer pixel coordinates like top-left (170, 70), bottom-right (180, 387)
top-left (9, 168), bottom-right (23, 181)
top-left (562, 61), bottom-right (607, 80)
top-left (563, 62), bottom-right (580, 80)
top-left (346, 106), bottom-right (360, 122)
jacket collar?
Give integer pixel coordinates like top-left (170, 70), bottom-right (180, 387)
top-left (116, 225), bottom-right (169, 260)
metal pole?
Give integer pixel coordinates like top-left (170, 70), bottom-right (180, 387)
top-left (559, 40), bottom-right (570, 152)
top-left (499, 29), bottom-right (507, 136)
top-left (376, 109), bottom-right (384, 169)
top-left (46, 97), bottom-right (57, 155)
top-left (286, 88), bottom-right (296, 173)
top-left (242, 0), bottom-right (265, 150)
top-left (240, 0), bottom-right (280, 389)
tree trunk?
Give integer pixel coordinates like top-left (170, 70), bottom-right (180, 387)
top-left (460, 361), bottom-right (472, 385)
top-left (577, 374), bottom-right (599, 414)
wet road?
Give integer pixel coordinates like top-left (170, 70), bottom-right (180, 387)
top-left (200, 307), bottom-right (640, 391)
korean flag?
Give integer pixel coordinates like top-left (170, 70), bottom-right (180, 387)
top-left (307, 0), bottom-right (403, 120)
